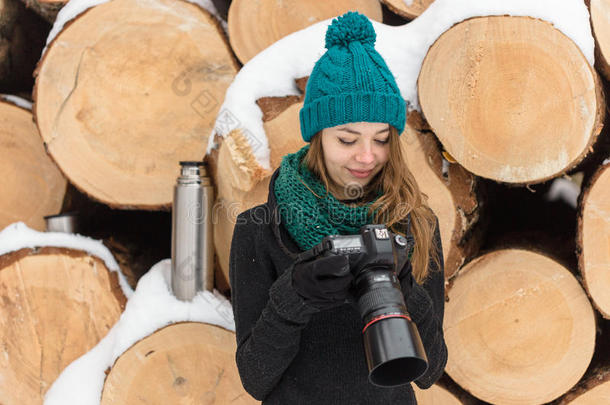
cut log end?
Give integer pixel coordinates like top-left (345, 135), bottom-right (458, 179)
top-left (33, 0), bottom-right (238, 208)
top-left (445, 249), bottom-right (596, 404)
top-left (578, 163), bottom-right (610, 318)
top-left (0, 247), bottom-right (126, 405)
top-left (228, 0), bottom-right (383, 64)
top-left (0, 100), bottom-right (66, 230)
top-left (419, 16), bottom-right (605, 184)
top-left (100, 322), bottom-right (257, 404)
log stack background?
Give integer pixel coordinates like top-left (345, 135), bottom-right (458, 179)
top-left (0, 0), bottom-right (608, 404)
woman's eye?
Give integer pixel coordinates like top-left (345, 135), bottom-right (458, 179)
top-left (375, 138), bottom-right (390, 145)
top-left (338, 138), bottom-right (356, 145)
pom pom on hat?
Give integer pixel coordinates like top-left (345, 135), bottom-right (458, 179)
top-left (325, 11), bottom-right (376, 49)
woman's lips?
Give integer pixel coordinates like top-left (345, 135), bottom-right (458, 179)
top-left (348, 168), bottom-right (373, 178)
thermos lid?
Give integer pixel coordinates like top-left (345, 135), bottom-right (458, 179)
top-left (43, 211), bottom-right (79, 220)
top-left (179, 161), bottom-right (207, 167)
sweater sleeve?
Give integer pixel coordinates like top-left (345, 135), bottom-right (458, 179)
top-left (229, 212), bottom-right (318, 401)
top-left (399, 216), bottom-right (448, 389)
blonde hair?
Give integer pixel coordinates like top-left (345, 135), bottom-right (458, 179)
top-left (303, 126), bottom-right (441, 283)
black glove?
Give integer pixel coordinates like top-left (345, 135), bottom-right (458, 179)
top-left (291, 254), bottom-right (353, 311)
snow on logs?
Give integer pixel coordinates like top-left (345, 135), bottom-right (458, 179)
top-left (100, 322), bottom-right (257, 404)
top-left (577, 162), bottom-right (610, 318)
top-left (418, 16), bottom-right (605, 185)
top-left (444, 249), bottom-right (596, 405)
top-left (33, 0), bottom-right (238, 209)
top-left (0, 99), bottom-right (66, 231)
top-left (0, 247), bottom-right (126, 405)
top-left (227, 0), bottom-right (382, 64)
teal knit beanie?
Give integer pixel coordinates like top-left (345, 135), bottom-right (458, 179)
top-left (299, 11), bottom-right (406, 142)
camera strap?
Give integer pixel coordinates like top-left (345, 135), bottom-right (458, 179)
top-left (296, 240), bottom-right (332, 263)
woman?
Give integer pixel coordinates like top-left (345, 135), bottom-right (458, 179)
top-left (229, 11), bottom-right (447, 404)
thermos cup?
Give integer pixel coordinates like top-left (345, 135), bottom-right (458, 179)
top-left (171, 161), bottom-right (214, 301)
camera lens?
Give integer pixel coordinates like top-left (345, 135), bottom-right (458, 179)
top-left (354, 267), bottom-right (428, 387)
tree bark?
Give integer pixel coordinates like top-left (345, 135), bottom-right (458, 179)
top-left (590, 0), bottom-right (610, 82)
top-left (557, 366), bottom-right (610, 404)
top-left (0, 0), bottom-right (49, 94)
top-left (18, 0), bottom-right (64, 24)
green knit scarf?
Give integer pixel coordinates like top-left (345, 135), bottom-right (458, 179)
top-left (274, 145), bottom-right (380, 251)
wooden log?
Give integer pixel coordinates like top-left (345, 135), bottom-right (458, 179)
top-left (413, 383), bottom-right (463, 405)
top-left (557, 317), bottom-right (610, 404)
top-left (210, 0), bottom-right (232, 21)
top-left (444, 248), bottom-right (597, 404)
top-left (0, 0), bottom-right (22, 82)
top-left (59, 183), bottom-right (173, 289)
top-left (558, 366), bottom-right (610, 404)
top-left (18, 0), bottom-right (64, 24)
top-left (418, 16), bottom-right (605, 185)
top-left (380, 0), bottom-right (434, 20)
top-left (227, 0), bottom-right (383, 64)
top-left (0, 247), bottom-right (126, 405)
top-left (0, 0), bottom-right (49, 97)
top-left (590, 0), bottom-right (610, 82)
top-left (33, 0), bottom-right (238, 209)
top-left (209, 92), bottom-right (483, 287)
top-left (208, 101), bottom-right (305, 289)
top-left (577, 162), bottom-right (610, 318)
top-left (405, 111), bottom-right (485, 280)
top-left (0, 99), bottom-right (66, 231)
top-left (100, 322), bottom-right (258, 404)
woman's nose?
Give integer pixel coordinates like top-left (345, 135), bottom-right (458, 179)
top-left (355, 144), bottom-right (375, 164)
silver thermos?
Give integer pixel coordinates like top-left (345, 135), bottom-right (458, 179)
top-left (44, 212), bottom-right (79, 233)
top-left (171, 161), bottom-right (215, 301)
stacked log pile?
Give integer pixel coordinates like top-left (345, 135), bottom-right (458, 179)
top-left (0, 0), bottom-right (608, 404)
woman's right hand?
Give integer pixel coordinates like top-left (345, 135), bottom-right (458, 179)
top-left (291, 254), bottom-right (353, 310)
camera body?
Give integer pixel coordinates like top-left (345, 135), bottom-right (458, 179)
top-left (306, 224), bottom-right (428, 387)
top-left (319, 224), bottom-right (412, 277)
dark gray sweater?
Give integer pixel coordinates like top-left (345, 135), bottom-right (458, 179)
top-left (229, 169), bottom-right (447, 404)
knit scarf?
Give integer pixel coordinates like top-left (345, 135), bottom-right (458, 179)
top-left (273, 145), bottom-right (380, 251)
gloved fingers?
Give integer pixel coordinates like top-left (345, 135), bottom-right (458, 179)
top-left (318, 274), bottom-right (354, 294)
top-left (312, 288), bottom-right (350, 303)
top-left (310, 255), bottom-right (350, 277)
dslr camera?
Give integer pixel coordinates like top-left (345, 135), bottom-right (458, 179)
top-left (304, 224), bottom-right (428, 387)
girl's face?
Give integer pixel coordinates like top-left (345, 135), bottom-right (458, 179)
top-left (321, 121), bottom-right (391, 198)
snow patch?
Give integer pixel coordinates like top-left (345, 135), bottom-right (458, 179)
top-left (0, 94), bottom-right (33, 111)
top-left (545, 177), bottom-right (581, 208)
